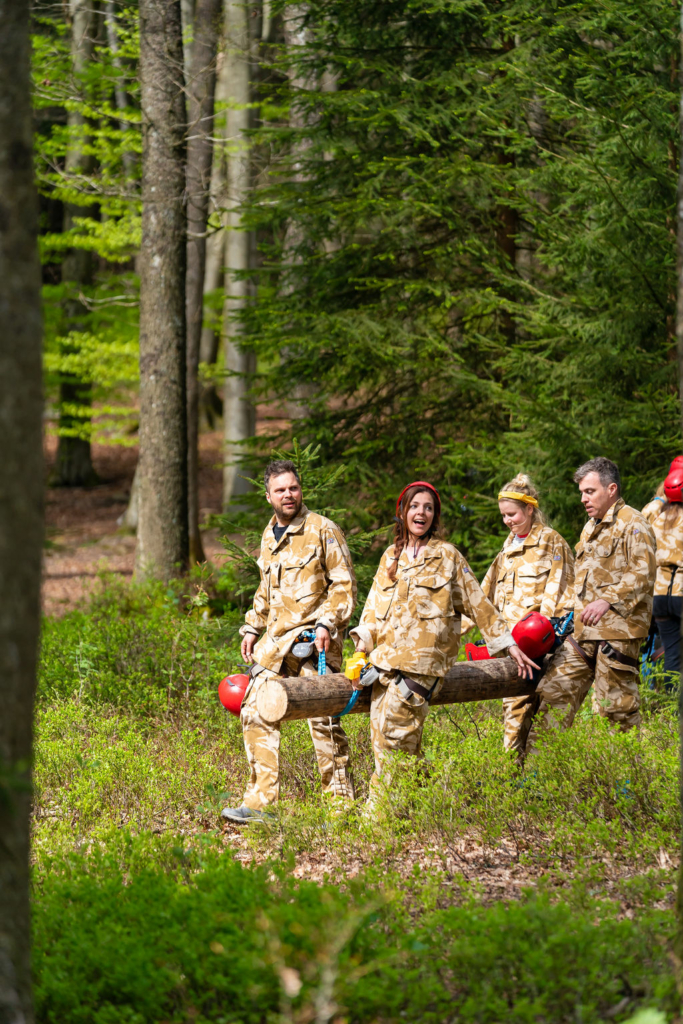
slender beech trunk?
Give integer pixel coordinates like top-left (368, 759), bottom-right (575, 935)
top-left (280, 4), bottom-right (316, 422)
top-left (676, 0), bottom-right (683, 961)
top-left (186, 0), bottom-right (221, 562)
top-left (104, 0), bottom-right (137, 177)
top-left (53, 0), bottom-right (98, 487)
top-left (197, 40), bottom-right (229, 427)
top-left (136, 0), bottom-right (189, 579)
top-left (0, 1), bottom-right (44, 1018)
top-left (222, 0), bottom-right (256, 510)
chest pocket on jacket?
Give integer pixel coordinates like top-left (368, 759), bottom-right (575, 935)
top-left (410, 575), bottom-right (453, 619)
top-left (584, 535), bottom-right (626, 580)
top-left (515, 561), bottom-right (551, 608)
top-left (280, 550), bottom-right (324, 598)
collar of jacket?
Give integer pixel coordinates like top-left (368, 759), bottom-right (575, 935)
top-left (267, 504), bottom-right (310, 551)
top-left (587, 496), bottom-right (624, 533)
top-left (503, 520), bottom-right (543, 553)
top-left (398, 534), bottom-right (442, 570)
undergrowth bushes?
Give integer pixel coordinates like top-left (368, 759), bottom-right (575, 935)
top-left (32, 579), bottom-right (681, 1021)
top-left (33, 836), bottom-right (677, 1024)
top-left (38, 576), bottom-right (243, 713)
top-left (34, 577), bottom-right (680, 867)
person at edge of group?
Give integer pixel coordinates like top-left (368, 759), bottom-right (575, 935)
top-left (642, 455), bottom-right (683, 688)
top-left (469, 474), bottom-right (575, 759)
top-left (525, 457), bottom-right (656, 757)
top-left (349, 480), bottom-right (539, 810)
top-left (221, 459), bottom-right (357, 823)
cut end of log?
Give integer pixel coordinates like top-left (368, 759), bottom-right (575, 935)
top-left (255, 678), bottom-right (289, 724)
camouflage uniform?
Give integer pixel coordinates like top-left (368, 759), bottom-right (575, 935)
top-left (351, 537), bottom-right (515, 801)
top-left (527, 498), bottom-right (656, 753)
top-left (479, 523), bottom-right (575, 754)
top-left (642, 498), bottom-right (683, 597)
top-left (238, 506), bottom-right (356, 809)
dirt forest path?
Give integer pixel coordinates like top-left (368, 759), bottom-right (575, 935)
top-left (43, 432), bottom-right (227, 616)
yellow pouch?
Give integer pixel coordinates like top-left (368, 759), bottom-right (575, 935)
top-left (344, 651), bottom-right (367, 682)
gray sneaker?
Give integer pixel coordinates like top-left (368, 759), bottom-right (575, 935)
top-left (220, 804), bottom-right (274, 824)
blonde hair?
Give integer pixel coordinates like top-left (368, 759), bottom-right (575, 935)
top-left (499, 473), bottom-right (548, 526)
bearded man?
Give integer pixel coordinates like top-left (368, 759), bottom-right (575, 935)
top-left (221, 460), bottom-right (357, 822)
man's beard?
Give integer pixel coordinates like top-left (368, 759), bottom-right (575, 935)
top-left (273, 495), bottom-right (303, 521)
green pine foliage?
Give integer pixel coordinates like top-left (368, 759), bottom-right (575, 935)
top-left (240, 0), bottom-right (680, 570)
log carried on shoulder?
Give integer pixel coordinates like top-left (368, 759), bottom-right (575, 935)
top-left (255, 658), bottom-right (535, 724)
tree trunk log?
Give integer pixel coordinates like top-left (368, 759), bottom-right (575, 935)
top-left (186, 0), bottom-right (221, 563)
top-left (136, 0), bottom-right (190, 580)
top-left (0, 1), bottom-right (44, 1018)
top-left (255, 658), bottom-right (531, 724)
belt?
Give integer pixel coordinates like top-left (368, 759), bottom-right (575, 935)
top-left (568, 636), bottom-right (638, 670)
top-left (396, 674), bottom-right (438, 702)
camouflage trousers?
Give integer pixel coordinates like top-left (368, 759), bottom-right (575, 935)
top-left (367, 670), bottom-right (440, 807)
top-left (240, 652), bottom-right (355, 810)
top-left (502, 694), bottom-right (538, 755)
top-left (526, 637), bottom-right (641, 756)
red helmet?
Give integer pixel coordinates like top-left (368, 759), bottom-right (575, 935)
top-left (512, 612), bottom-right (555, 660)
top-left (664, 468), bottom-right (683, 503)
top-left (670, 456), bottom-right (683, 473)
top-left (218, 673), bottom-right (250, 717)
top-left (465, 642), bottom-right (491, 662)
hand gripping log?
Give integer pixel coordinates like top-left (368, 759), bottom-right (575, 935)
top-left (255, 658), bottom-right (534, 724)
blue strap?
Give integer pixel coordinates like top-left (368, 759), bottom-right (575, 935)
top-left (338, 687), bottom-right (361, 717)
top-left (318, 649), bottom-right (326, 676)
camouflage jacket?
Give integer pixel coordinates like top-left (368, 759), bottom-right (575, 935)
top-left (240, 506), bottom-right (357, 672)
top-left (350, 537), bottom-right (514, 677)
top-left (642, 497), bottom-right (683, 597)
top-left (478, 523), bottom-right (575, 628)
top-left (574, 497), bottom-right (656, 641)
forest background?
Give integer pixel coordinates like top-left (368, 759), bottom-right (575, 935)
top-left (37, 0), bottom-right (682, 583)
top-left (9, 0), bottom-right (683, 1021)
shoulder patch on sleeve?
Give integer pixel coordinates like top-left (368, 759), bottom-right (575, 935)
top-left (553, 554), bottom-right (562, 560)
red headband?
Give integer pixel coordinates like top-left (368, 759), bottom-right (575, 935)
top-left (395, 480), bottom-right (441, 516)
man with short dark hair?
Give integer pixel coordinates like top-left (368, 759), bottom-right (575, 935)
top-left (221, 460), bottom-right (357, 822)
top-left (526, 457), bottom-right (655, 753)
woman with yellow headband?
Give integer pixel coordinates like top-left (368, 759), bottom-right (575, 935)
top-left (477, 474), bottom-right (575, 757)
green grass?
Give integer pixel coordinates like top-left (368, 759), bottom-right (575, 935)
top-left (31, 579), bottom-right (683, 1021)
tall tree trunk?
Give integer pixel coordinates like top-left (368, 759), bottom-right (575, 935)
top-left (53, 0), bottom-right (98, 487)
top-left (197, 38), bottom-right (230, 428)
top-left (0, 1), bottom-right (44, 1018)
top-left (676, 0), bottom-right (683, 961)
top-left (222, 0), bottom-right (256, 510)
top-left (280, 4), bottom-right (317, 423)
top-left (136, 0), bottom-right (189, 580)
top-left (186, 0), bottom-right (221, 562)
top-left (104, 0), bottom-right (137, 177)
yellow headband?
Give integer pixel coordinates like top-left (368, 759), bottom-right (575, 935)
top-left (498, 490), bottom-right (539, 507)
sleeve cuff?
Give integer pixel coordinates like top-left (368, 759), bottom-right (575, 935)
top-left (239, 624), bottom-right (262, 638)
top-left (350, 625), bottom-right (374, 653)
top-left (486, 630), bottom-right (514, 656)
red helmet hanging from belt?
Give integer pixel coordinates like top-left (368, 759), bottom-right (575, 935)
top-left (218, 673), bottom-right (250, 717)
top-left (395, 480), bottom-right (441, 516)
top-left (512, 612), bottom-right (555, 660)
top-left (664, 468), bottom-right (683, 503)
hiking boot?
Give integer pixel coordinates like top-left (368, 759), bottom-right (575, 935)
top-left (220, 804), bottom-right (275, 824)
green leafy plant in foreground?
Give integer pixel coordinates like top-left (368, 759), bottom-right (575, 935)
top-left (32, 836), bottom-right (678, 1024)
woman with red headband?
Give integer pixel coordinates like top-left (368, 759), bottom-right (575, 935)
top-left (350, 480), bottom-right (537, 809)
top-left (642, 457), bottom-right (683, 686)
top-left (471, 473), bottom-right (574, 758)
